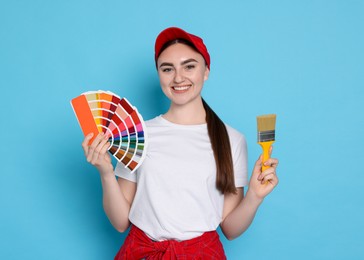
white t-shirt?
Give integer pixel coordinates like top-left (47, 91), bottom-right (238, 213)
top-left (115, 115), bottom-right (248, 241)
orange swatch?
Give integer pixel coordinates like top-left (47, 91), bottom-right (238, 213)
top-left (71, 94), bottom-right (100, 144)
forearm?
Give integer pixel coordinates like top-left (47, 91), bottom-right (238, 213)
top-left (220, 190), bottom-right (263, 240)
top-left (100, 172), bottom-right (131, 232)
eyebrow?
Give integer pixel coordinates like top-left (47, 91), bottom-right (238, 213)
top-left (181, 58), bottom-right (198, 65)
top-left (159, 58), bottom-right (199, 68)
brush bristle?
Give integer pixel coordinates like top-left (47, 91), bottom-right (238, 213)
top-left (257, 114), bottom-right (276, 132)
top-left (257, 114), bottom-right (276, 142)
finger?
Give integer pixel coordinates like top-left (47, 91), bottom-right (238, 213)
top-left (90, 134), bottom-right (110, 164)
top-left (258, 169), bottom-right (277, 186)
top-left (82, 133), bottom-right (94, 155)
top-left (260, 171), bottom-right (275, 183)
top-left (87, 133), bottom-right (105, 162)
top-left (263, 172), bottom-right (279, 186)
top-left (100, 139), bottom-right (110, 155)
top-left (258, 166), bottom-right (277, 181)
top-left (263, 158), bottom-right (279, 169)
top-left (104, 131), bottom-right (112, 140)
top-left (99, 141), bottom-right (112, 163)
top-left (92, 138), bottom-right (110, 164)
top-left (82, 133), bottom-right (94, 148)
top-left (90, 136), bottom-right (108, 164)
top-left (252, 155), bottom-right (263, 177)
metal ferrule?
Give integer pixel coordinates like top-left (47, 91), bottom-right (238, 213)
top-left (258, 130), bottom-right (275, 142)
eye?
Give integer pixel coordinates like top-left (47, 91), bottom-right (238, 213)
top-left (161, 67), bottom-right (173, 73)
top-left (185, 64), bottom-right (195, 70)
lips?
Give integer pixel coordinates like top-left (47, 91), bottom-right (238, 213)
top-left (172, 85), bottom-right (191, 91)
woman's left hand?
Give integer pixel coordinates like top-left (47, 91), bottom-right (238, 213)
top-left (248, 147), bottom-right (279, 200)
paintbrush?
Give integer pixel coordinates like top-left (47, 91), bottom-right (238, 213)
top-left (257, 114), bottom-right (277, 172)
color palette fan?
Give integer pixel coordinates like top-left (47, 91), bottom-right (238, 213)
top-left (70, 90), bottom-right (147, 173)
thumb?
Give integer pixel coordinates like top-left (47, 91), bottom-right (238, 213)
top-left (252, 155), bottom-right (263, 177)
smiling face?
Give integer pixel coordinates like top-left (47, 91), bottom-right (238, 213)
top-left (157, 43), bottom-right (210, 107)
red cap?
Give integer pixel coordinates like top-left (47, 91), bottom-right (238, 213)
top-left (154, 27), bottom-right (210, 69)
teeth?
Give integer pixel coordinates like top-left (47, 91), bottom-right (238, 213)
top-left (173, 86), bottom-right (190, 91)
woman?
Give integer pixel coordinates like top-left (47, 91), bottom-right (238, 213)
top-left (82, 27), bottom-right (279, 259)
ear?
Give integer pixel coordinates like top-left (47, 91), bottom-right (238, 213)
top-left (204, 66), bottom-right (210, 81)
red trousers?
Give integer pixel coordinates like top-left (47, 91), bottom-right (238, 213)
top-left (114, 225), bottom-right (226, 260)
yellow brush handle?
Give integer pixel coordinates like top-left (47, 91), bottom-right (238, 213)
top-left (258, 141), bottom-right (275, 172)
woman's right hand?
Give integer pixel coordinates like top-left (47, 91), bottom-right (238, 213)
top-left (82, 132), bottom-right (113, 175)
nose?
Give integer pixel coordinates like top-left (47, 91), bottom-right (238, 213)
top-left (173, 68), bottom-right (184, 83)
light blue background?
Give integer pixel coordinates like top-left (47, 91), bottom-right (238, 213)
top-left (1, 0), bottom-right (363, 259)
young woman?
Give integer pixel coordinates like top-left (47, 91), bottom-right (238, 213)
top-left (82, 27), bottom-right (279, 259)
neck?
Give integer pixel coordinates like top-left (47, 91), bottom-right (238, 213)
top-left (163, 97), bottom-right (206, 125)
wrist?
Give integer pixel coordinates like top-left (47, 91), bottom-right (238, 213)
top-left (245, 189), bottom-right (264, 207)
top-left (99, 168), bottom-right (115, 180)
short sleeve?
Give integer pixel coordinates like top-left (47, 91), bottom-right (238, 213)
top-left (232, 135), bottom-right (249, 188)
top-left (114, 162), bottom-right (137, 183)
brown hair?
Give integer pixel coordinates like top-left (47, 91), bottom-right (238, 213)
top-left (202, 99), bottom-right (236, 194)
top-left (157, 39), bottom-right (237, 194)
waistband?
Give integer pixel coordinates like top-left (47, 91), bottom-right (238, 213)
top-left (114, 225), bottom-right (226, 260)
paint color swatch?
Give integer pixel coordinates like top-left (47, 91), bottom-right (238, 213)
top-left (71, 90), bottom-right (147, 173)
